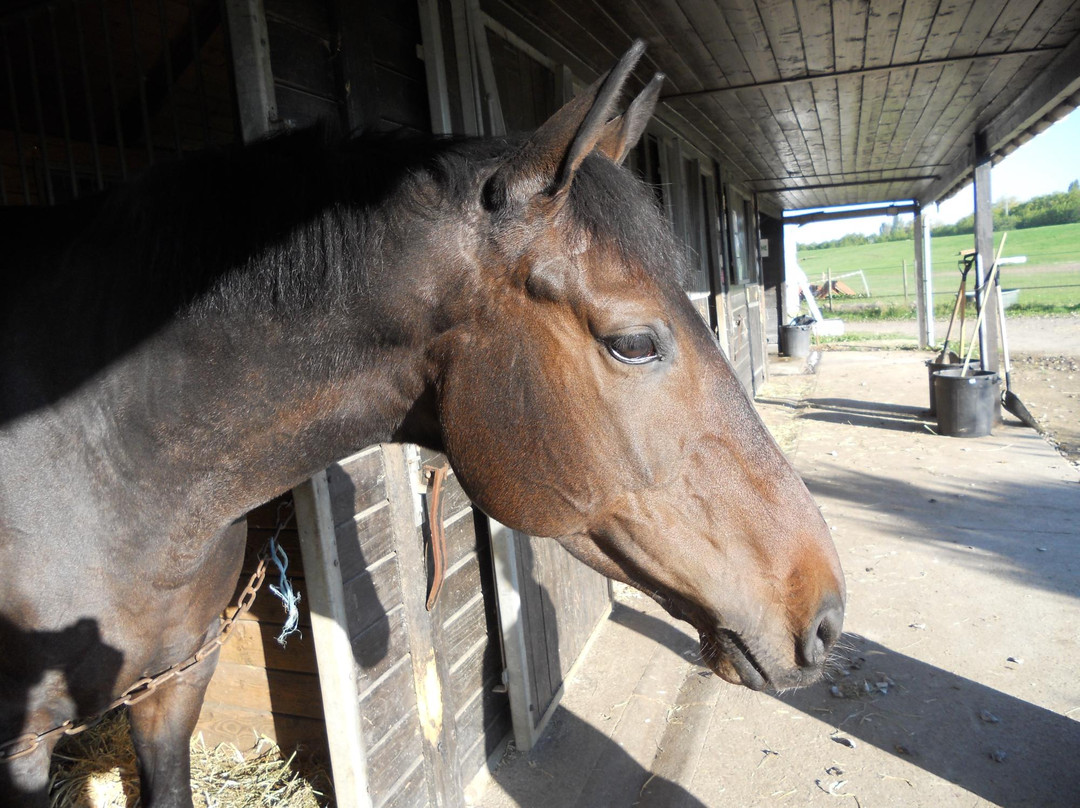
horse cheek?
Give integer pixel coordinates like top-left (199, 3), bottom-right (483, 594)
top-left (439, 345), bottom-right (585, 537)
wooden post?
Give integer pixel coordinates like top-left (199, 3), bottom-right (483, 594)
top-left (973, 134), bottom-right (1000, 375)
top-left (417, 0), bottom-right (452, 135)
top-left (294, 473), bottom-right (374, 808)
top-left (488, 520), bottom-right (537, 751)
top-left (382, 444), bottom-right (464, 807)
top-left (902, 259), bottom-right (909, 305)
top-left (223, 0), bottom-right (278, 143)
top-left (826, 267), bottom-right (833, 311)
top-left (449, 0), bottom-right (483, 135)
top-left (913, 206), bottom-right (934, 348)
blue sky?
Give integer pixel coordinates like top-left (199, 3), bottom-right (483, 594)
top-left (788, 106), bottom-right (1080, 245)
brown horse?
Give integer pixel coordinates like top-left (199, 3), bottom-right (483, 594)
top-left (0, 43), bottom-right (843, 807)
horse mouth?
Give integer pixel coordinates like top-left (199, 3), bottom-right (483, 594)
top-left (703, 629), bottom-right (770, 691)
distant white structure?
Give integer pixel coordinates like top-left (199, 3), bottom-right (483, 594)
top-left (783, 228), bottom-right (845, 337)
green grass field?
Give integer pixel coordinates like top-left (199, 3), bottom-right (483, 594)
top-left (795, 222), bottom-right (1080, 316)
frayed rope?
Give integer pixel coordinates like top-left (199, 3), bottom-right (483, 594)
top-left (264, 502), bottom-right (301, 646)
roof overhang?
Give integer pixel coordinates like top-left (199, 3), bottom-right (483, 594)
top-left (485, 0), bottom-right (1080, 212)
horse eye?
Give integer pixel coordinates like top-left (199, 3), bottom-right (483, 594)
top-left (606, 333), bottom-right (660, 364)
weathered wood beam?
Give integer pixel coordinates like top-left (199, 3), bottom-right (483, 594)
top-left (913, 208), bottom-right (933, 350)
top-left (753, 165), bottom-right (951, 183)
top-left (294, 472), bottom-right (374, 808)
top-left (751, 174), bottom-right (938, 192)
top-left (662, 47), bottom-right (1062, 102)
top-left (225, 0), bottom-right (278, 143)
top-left (782, 203), bottom-right (917, 226)
top-left (973, 136), bottom-right (1000, 383)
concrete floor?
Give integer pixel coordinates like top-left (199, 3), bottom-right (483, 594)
top-left (471, 349), bottom-right (1080, 808)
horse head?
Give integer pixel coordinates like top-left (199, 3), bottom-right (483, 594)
top-left (430, 43), bottom-right (845, 691)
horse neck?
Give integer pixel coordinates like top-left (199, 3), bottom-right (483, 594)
top-left (117, 198), bottom-right (454, 524)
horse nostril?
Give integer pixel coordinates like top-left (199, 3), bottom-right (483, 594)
top-left (800, 597), bottom-right (844, 668)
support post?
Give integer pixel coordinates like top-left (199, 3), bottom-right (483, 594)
top-left (294, 473), bottom-right (374, 808)
top-left (913, 206), bottom-right (934, 348)
top-left (223, 0), bottom-right (278, 143)
top-left (488, 519), bottom-right (537, 751)
top-left (973, 134), bottom-right (1000, 375)
top-left (417, 0), bottom-right (452, 135)
top-left (382, 444), bottom-right (463, 805)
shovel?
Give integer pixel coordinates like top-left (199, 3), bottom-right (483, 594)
top-left (994, 281), bottom-right (1039, 431)
top-left (935, 269), bottom-right (967, 364)
top-left (961, 257), bottom-right (1000, 375)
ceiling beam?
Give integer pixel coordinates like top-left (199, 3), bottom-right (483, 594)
top-left (662, 48), bottom-right (1062, 102)
top-left (782, 204), bottom-right (919, 226)
top-left (752, 175), bottom-right (938, 192)
top-left (752, 165), bottom-right (950, 183)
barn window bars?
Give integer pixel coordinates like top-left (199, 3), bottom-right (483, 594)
top-left (0, 0), bottom-right (238, 207)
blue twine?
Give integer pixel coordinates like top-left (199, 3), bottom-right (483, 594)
top-left (266, 504), bottom-right (301, 646)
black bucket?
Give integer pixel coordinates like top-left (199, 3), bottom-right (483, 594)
top-left (780, 324), bottom-right (812, 358)
top-left (934, 369), bottom-right (1000, 437)
top-left (926, 360), bottom-right (962, 415)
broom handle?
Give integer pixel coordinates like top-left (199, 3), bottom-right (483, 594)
top-left (940, 277), bottom-right (965, 354)
top-left (961, 233), bottom-right (1009, 376)
top-left (961, 258), bottom-right (1001, 375)
top-left (996, 281), bottom-right (1012, 379)
top-left (958, 277), bottom-right (966, 357)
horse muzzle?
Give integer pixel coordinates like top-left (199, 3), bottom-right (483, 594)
top-left (701, 593), bottom-right (845, 691)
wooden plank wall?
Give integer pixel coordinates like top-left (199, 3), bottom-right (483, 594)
top-left (725, 283), bottom-right (755, 393)
top-left (514, 535), bottom-right (610, 733)
top-left (319, 445), bottom-right (512, 808)
top-left (746, 283), bottom-right (768, 391)
top-left (262, 0), bottom-right (430, 134)
top-left (417, 449), bottom-right (513, 790)
top-left (485, 26), bottom-right (556, 132)
top-left (263, 0), bottom-right (341, 131)
top-left (366, 1), bottom-right (431, 132)
top-left (329, 0), bottom-right (432, 134)
top-left (746, 198), bottom-right (768, 391)
top-left (0, 0), bottom-right (236, 206)
top-left (197, 493), bottom-right (330, 755)
top-left (326, 446), bottom-right (430, 808)
top-left (759, 213), bottom-right (785, 344)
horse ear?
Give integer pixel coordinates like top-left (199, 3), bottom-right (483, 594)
top-left (596, 73), bottom-right (664, 164)
top-left (485, 40), bottom-right (647, 208)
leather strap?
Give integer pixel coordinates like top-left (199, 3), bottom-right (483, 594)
top-left (423, 458), bottom-right (450, 611)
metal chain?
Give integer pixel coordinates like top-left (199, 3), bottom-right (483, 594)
top-left (0, 558), bottom-right (268, 762)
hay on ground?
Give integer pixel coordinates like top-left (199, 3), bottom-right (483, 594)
top-left (48, 711), bottom-right (333, 808)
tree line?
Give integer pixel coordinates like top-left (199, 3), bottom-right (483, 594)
top-left (800, 180), bottom-right (1080, 250)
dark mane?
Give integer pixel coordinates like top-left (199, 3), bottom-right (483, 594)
top-left (1, 126), bottom-right (686, 415)
top-left (568, 153), bottom-right (689, 288)
top-left (4, 128), bottom-right (510, 326)
top-left (5, 127), bottom-right (683, 321)
top-left (1, 128), bottom-right (506, 414)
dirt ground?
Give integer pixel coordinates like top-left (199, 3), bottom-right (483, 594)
top-left (832, 313), bottom-right (1080, 463)
top-left (1009, 352), bottom-right (1080, 462)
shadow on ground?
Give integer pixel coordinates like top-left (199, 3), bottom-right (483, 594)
top-left (799, 461), bottom-right (1079, 599)
top-left (613, 607), bottom-right (1080, 807)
